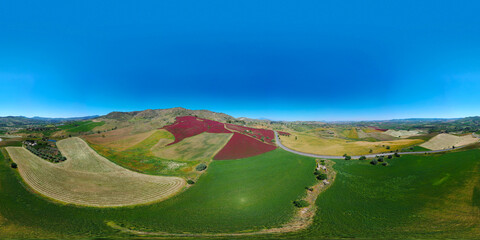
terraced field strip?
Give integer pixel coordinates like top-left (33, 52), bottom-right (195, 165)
top-left (6, 137), bottom-right (185, 207)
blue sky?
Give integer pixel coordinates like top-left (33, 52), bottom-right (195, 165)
top-left (1, 0), bottom-right (479, 121)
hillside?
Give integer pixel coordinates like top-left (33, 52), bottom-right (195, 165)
top-left (94, 107), bottom-right (242, 133)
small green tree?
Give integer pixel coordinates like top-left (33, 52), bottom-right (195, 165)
top-left (359, 156), bottom-right (366, 160)
top-left (386, 145), bottom-right (391, 150)
top-left (187, 180), bottom-right (195, 184)
top-left (369, 149), bottom-right (373, 153)
top-left (11, 163), bottom-right (17, 169)
top-left (195, 163), bottom-right (207, 171)
top-left (316, 173), bottom-right (328, 180)
top-left (344, 155), bottom-right (351, 160)
top-left (370, 159), bottom-right (378, 165)
top-left (382, 162), bottom-right (389, 166)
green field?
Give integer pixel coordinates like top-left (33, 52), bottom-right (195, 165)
top-left (1, 144), bottom-right (479, 239)
top-left (286, 150), bottom-right (480, 239)
top-left (58, 121), bottom-right (105, 133)
top-left (0, 148), bottom-right (316, 238)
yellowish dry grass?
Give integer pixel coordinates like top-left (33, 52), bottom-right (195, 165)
top-left (152, 132), bottom-right (232, 161)
top-left (280, 132), bottom-right (424, 156)
top-left (83, 127), bottom-right (167, 151)
top-left (420, 133), bottom-right (479, 150)
top-left (6, 137), bottom-right (185, 207)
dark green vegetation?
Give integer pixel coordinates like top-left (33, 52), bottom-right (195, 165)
top-left (0, 148), bottom-right (316, 238)
top-left (58, 121), bottom-right (105, 133)
top-left (24, 140), bottom-right (66, 163)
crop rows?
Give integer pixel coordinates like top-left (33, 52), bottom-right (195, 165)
top-left (6, 137), bottom-right (185, 207)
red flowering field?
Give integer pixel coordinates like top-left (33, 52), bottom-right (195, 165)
top-left (278, 131), bottom-right (291, 136)
top-left (162, 116), bottom-right (277, 159)
top-left (368, 126), bottom-right (388, 132)
top-left (213, 132), bottom-right (277, 160)
top-left (163, 116), bottom-right (231, 145)
top-left (225, 124), bottom-right (275, 144)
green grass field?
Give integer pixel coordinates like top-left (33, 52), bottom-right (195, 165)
top-left (0, 148), bottom-right (316, 238)
top-left (1, 145), bottom-right (479, 239)
top-left (58, 121), bottom-right (105, 133)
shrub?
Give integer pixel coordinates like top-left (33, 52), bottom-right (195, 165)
top-left (316, 173), bottom-right (328, 180)
top-left (11, 163), bottom-right (17, 169)
top-left (370, 159), bottom-right (378, 165)
top-left (394, 152), bottom-right (401, 157)
top-left (187, 180), bottom-right (195, 184)
top-left (195, 163), bottom-right (207, 171)
top-left (293, 200), bottom-right (310, 208)
top-left (359, 156), bottom-right (366, 160)
top-left (382, 162), bottom-right (389, 166)
top-left (344, 155), bottom-right (351, 160)
top-left (387, 155), bottom-right (393, 159)
top-left (386, 146), bottom-right (391, 149)
top-left (378, 157), bottom-right (384, 162)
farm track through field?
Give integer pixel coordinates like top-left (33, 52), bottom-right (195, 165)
top-left (106, 160), bottom-right (336, 237)
top-left (275, 131), bottom-right (480, 159)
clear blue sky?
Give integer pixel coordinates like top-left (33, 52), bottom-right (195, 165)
top-left (1, 0), bottom-right (479, 121)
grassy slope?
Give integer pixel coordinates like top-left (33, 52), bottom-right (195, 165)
top-left (87, 130), bottom-right (194, 177)
top-left (58, 121), bottom-right (105, 133)
top-left (0, 148), bottom-right (315, 238)
top-left (152, 132), bottom-right (233, 161)
top-left (280, 132), bottom-right (423, 155)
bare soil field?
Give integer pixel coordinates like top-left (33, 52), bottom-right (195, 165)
top-left (83, 127), bottom-right (166, 151)
top-left (420, 133), bottom-right (479, 150)
top-left (384, 129), bottom-right (424, 138)
top-left (6, 137), bottom-right (185, 207)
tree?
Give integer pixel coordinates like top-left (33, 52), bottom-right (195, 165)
top-left (386, 145), bottom-right (391, 150)
top-left (369, 149), bottom-right (373, 153)
top-left (394, 152), bottom-right (400, 157)
top-left (316, 173), bottom-right (327, 180)
top-left (387, 155), bottom-right (393, 159)
top-left (195, 163), bottom-right (207, 171)
top-left (377, 157), bottom-right (384, 162)
top-left (187, 180), bottom-right (195, 184)
top-left (344, 155), bottom-right (351, 160)
top-left (370, 159), bottom-right (378, 165)
top-left (359, 156), bottom-right (366, 160)
top-left (382, 162), bottom-right (389, 166)
top-left (11, 163), bottom-right (17, 169)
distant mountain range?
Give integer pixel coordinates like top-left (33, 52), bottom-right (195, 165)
top-left (0, 115), bottom-right (100, 128)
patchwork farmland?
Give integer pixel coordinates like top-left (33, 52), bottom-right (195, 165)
top-left (1, 109), bottom-right (480, 239)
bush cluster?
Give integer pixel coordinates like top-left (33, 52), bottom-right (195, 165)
top-left (195, 163), bottom-right (207, 171)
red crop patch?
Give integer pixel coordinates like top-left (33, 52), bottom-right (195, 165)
top-left (163, 116), bottom-right (231, 145)
top-left (225, 124), bottom-right (275, 145)
top-left (213, 132), bottom-right (277, 160)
